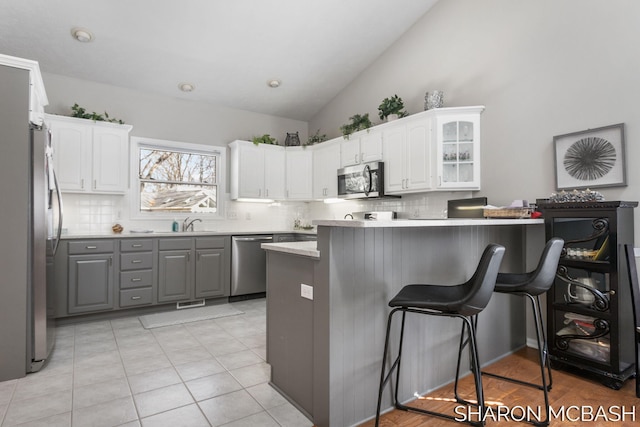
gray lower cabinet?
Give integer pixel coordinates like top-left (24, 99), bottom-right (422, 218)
top-left (55, 235), bottom-right (230, 317)
top-left (158, 248), bottom-right (192, 303)
top-left (195, 237), bottom-right (230, 298)
top-left (119, 239), bottom-right (155, 308)
top-left (67, 240), bottom-right (115, 314)
top-left (158, 236), bottom-right (230, 303)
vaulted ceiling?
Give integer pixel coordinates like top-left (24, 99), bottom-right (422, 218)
top-left (0, 0), bottom-right (439, 121)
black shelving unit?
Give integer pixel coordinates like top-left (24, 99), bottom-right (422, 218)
top-left (538, 201), bottom-right (637, 389)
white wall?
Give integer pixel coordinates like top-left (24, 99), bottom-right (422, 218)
top-left (309, 0), bottom-right (640, 242)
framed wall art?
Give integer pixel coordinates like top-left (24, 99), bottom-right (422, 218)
top-left (553, 123), bottom-right (626, 190)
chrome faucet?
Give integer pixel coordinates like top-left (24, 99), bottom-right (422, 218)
top-left (182, 217), bottom-right (202, 232)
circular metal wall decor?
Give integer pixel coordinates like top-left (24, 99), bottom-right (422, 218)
top-left (563, 136), bottom-right (616, 181)
top-left (553, 123), bottom-right (626, 190)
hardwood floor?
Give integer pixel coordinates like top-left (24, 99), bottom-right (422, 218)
top-left (361, 347), bottom-right (639, 426)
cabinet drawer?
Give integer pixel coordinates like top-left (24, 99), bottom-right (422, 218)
top-left (119, 288), bottom-right (153, 307)
top-left (159, 238), bottom-right (192, 251)
top-left (68, 240), bottom-right (114, 254)
top-left (120, 239), bottom-right (153, 252)
top-left (196, 236), bottom-right (227, 249)
top-left (120, 270), bottom-right (153, 289)
top-left (120, 252), bottom-right (153, 270)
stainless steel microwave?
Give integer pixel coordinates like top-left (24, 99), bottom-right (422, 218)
top-left (337, 161), bottom-right (385, 199)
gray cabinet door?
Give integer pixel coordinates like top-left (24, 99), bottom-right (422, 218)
top-left (68, 254), bottom-right (114, 314)
top-left (195, 249), bottom-right (226, 298)
top-left (158, 250), bottom-right (192, 302)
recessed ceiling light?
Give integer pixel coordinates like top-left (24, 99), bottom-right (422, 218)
top-left (267, 79), bottom-right (281, 88)
top-left (71, 27), bottom-right (94, 43)
top-left (178, 82), bottom-right (195, 92)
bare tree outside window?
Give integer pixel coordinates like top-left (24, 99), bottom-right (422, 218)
top-left (139, 147), bottom-right (218, 213)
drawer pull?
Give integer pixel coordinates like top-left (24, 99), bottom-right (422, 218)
top-left (86, 245), bottom-right (97, 249)
top-left (131, 296), bottom-right (142, 300)
top-left (132, 244), bottom-right (143, 248)
top-left (131, 278), bottom-right (142, 282)
top-left (131, 260), bottom-right (142, 264)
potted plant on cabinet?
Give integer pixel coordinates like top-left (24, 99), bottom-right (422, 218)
top-left (252, 134), bottom-right (278, 145)
top-left (306, 129), bottom-right (327, 146)
top-left (378, 95), bottom-right (408, 122)
top-left (340, 113), bottom-right (373, 139)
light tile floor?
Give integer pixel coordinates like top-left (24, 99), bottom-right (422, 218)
top-left (0, 298), bottom-right (313, 427)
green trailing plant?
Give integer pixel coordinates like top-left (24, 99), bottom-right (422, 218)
top-left (377, 94), bottom-right (408, 121)
top-left (252, 134), bottom-right (278, 145)
top-left (306, 129), bottom-right (327, 145)
top-left (70, 103), bottom-right (125, 124)
top-left (340, 113), bottom-right (373, 139)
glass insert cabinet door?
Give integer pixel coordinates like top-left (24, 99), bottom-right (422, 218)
top-left (436, 114), bottom-right (481, 189)
top-left (538, 201), bottom-right (638, 390)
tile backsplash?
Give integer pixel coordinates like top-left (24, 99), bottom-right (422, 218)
top-left (60, 191), bottom-right (471, 235)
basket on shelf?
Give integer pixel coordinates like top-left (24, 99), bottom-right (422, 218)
top-left (483, 207), bottom-right (533, 219)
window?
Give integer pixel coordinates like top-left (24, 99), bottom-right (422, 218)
top-left (132, 137), bottom-right (223, 215)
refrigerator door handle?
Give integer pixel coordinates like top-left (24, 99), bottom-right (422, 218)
top-left (52, 168), bottom-right (63, 256)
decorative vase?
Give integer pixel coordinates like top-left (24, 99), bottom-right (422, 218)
top-left (424, 90), bottom-right (444, 110)
top-left (284, 132), bottom-right (301, 146)
top-left (386, 114), bottom-right (399, 122)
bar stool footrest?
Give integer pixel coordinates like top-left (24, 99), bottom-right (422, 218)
top-left (481, 370), bottom-right (551, 391)
top-left (395, 401), bottom-right (484, 427)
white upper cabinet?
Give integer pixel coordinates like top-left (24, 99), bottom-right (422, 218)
top-left (263, 145), bottom-right (286, 200)
top-left (340, 130), bottom-right (383, 167)
top-left (434, 107), bottom-right (483, 190)
top-left (312, 138), bottom-right (341, 199)
top-left (229, 140), bottom-right (285, 200)
top-left (382, 116), bottom-right (431, 194)
top-left (46, 114), bottom-right (132, 194)
top-left (285, 147), bottom-right (313, 200)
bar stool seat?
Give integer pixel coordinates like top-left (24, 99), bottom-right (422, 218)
top-left (375, 243), bottom-right (505, 427)
top-left (456, 237), bottom-right (564, 427)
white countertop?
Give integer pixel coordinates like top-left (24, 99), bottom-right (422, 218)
top-left (313, 218), bottom-right (545, 228)
top-left (262, 241), bottom-right (320, 259)
top-left (60, 230), bottom-right (317, 239)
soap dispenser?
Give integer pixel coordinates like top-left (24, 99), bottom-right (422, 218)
top-left (172, 219), bottom-right (179, 232)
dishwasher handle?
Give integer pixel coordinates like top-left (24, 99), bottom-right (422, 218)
top-left (233, 236), bottom-right (274, 242)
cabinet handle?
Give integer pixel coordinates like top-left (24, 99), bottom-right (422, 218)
top-left (360, 153), bottom-right (363, 163)
top-left (131, 278), bottom-right (142, 282)
top-left (85, 245), bottom-right (97, 249)
top-left (109, 256), bottom-right (113, 266)
top-left (131, 296), bottom-right (141, 300)
top-left (354, 154), bottom-right (358, 164)
top-left (132, 244), bottom-right (143, 248)
top-left (266, 189), bottom-right (269, 197)
top-left (187, 252), bottom-right (190, 261)
top-left (93, 179), bottom-right (96, 190)
top-left (81, 178), bottom-right (84, 189)
top-left (131, 260), bottom-right (142, 264)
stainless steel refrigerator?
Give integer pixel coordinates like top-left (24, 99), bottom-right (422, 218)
top-left (0, 63), bottom-right (60, 379)
top-left (28, 123), bottom-right (62, 372)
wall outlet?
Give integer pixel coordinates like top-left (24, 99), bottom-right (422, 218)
top-left (300, 283), bottom-right (313, 300)
top-left (227, 210), bottom-right (238, 220)
top-left (245, 212), bottom-right (252, 220)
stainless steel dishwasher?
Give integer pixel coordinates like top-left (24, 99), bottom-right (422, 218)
top-left (230, 235), bottom-right (273, 299)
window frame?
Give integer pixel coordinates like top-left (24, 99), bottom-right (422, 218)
top-left (130, 136), bottom-right (225, 220)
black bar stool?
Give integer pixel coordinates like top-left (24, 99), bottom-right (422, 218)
top-left (455, 237), bottom-right (564, 426)
top-left (375, 243), bottom-right (505, 427)
top-left (623, 244), bottom-right (640, 398)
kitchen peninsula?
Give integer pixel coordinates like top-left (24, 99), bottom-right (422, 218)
top-left (263, 218), bottom-right (544, 427)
